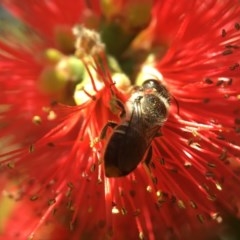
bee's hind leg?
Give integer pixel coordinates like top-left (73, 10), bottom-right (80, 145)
top-left (144, 146), bottom-right (153, 166)
top-left (100, 121), bottom-right (118, 139)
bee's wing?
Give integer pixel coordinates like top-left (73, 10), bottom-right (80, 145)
top-left (131, 96), bottom-right (163, 159)
top-left (117, 97), bottom-right (160, 174)
top-left (128, 96), bottom-right (161, 144)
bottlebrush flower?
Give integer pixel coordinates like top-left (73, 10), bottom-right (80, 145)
top-left (0, 0), bottom-right (240, 240)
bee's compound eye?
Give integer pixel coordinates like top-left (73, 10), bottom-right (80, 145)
top-left (142, 79), bottom-right (159, 90)
top-left (142, 79), bottom-right (166, 92)
top-left (142, 79), bottom-right (170, 104)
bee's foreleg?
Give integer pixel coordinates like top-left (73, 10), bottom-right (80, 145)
top-left (100, 121), bottom-right (118, 139)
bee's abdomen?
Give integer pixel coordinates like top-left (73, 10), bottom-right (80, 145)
top-left (104, 123), bottom-right (148, 177)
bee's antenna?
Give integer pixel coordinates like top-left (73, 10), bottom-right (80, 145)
top-left (172, 96), bottom-right (180, 115)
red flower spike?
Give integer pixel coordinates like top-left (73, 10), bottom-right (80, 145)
top-left (2, 1), bottom-right (85, 42)
top-left (0, 43), bottom-right (61, 149)
top-left (0, 1), bottom-right (240, 240)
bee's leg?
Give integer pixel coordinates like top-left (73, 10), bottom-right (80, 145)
top-left (154, 131), bottom-right (162, 137)
top-left (109, 82), bottom-right (126, 118)
top-left (154, 127), bottom-right (162, 138)
top-left (100, 121), bottom-right (118, 139)
top-left (115, 99), bottom-right (126, 119)
top-left (172, 96), bottom-right (180, 115)
top-left (144, 146), bottom-right (153, 166)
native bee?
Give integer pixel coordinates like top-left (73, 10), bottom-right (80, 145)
top-left (101, 79), bottom-right (171, 177)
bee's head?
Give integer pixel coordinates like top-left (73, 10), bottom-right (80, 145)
top-left (142, 79), bottom-right (170, 104)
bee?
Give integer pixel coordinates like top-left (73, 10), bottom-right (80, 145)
top-left (101, 79), bottom-right (171, 177)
